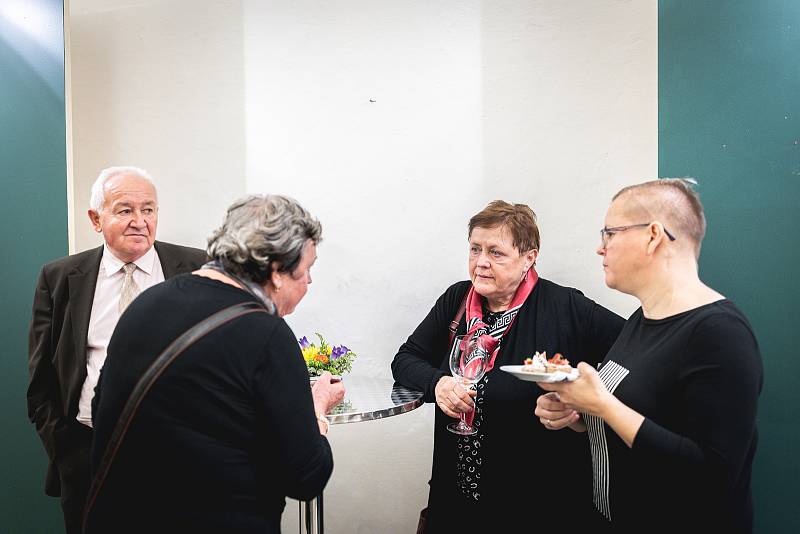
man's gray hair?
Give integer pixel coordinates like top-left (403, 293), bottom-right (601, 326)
top-left (89, 166), bottom-right (157, 212)
top-left (207, 194), bottom-right (322, 284)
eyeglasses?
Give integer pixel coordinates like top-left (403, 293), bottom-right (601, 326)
top-left (599, 223), bottom-right (676, 248)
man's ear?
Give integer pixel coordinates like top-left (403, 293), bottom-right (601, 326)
top-left (88, 210), bottom-right (101, 232)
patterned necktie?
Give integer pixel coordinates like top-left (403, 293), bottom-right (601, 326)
top-left (119, 262), bottom-right (141, 313)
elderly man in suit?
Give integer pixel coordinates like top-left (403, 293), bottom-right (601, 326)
top-left (27, 166), bottom-right (207, 534)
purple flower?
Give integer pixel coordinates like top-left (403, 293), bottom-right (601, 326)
top-left (331, 345), bottom-right (349, 360)
top-left (298, 336), bottom-right (310, 348)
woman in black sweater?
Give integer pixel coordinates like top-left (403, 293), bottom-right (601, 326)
top-left (392, 200), bottom-right (624, 532)
top-left (86, 195), bottom-right (344, 533)
top-left (537, 179), bottom-right (762, 533)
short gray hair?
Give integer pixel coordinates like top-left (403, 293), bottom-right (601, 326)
top-left (207, 194), bottom-right (322, 284)
top-left (89, 166), bottom-right (157, 211)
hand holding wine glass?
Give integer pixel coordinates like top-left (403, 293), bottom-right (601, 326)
top-left (447, 335), bottom-right (489, 436)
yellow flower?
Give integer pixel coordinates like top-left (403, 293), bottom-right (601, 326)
top-left (302, 346), bottom-right (316, 362)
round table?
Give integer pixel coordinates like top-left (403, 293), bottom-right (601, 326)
top-left (299, 377), bottom-right (424, 534)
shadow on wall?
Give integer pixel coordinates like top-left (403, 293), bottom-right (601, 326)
top-left (0, 2), bottom-right (65, 99)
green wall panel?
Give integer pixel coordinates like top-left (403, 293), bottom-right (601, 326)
top-left (659, 1), bottom-right (800, 532)
top-left (0, 0), bottom-right (69, 531)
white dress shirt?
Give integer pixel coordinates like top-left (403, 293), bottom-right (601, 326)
top-left (76, 245), bottom-right (165, 427)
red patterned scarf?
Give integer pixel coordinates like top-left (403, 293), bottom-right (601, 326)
top-left (463, 268), bottom-right (539, 373)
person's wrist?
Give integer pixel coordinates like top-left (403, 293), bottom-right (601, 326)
top-left (315, 412), bottom-right (330, 435)
top-left (594, 390), bottom-right (618, 420)
top-left (313, 397), bottom-right (329, 416)
top-left (568, 414), bottom-right (587, 432)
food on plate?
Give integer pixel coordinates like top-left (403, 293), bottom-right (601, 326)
top-left (521, 351), bottom-right (572, 373)
top-left (521, 352), bottom-right (548, 373)
top-left (545, 353), bottom-right (572, 373)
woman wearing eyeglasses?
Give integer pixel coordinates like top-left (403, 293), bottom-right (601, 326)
top-left (392, 200), bottom-right (625, 533)
top-left (536, 179), bottom-right (762, 533)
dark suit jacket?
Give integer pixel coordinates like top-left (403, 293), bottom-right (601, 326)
top-left (27, 241), bottom-right (208, 496)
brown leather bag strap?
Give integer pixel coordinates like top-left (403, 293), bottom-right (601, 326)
top-left (448, 290), bottom-right (469, 345)
top-left (82, 300), bottom-right (267, 530)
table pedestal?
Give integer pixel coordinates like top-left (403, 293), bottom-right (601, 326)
top-left (297, 378), bottom-right (423, 534)
top-left (299, 495), bottom-right (323, 534)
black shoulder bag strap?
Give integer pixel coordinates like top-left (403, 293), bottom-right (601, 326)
top-left (448, 290), bottom-right (469, 345)
top-left (82, 300), bottom-right (268, 530)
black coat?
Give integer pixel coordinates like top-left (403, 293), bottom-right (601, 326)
top-left (86, 275), bottom-right (333, 533)
top-left (27, 241), bottom-right (207, 495)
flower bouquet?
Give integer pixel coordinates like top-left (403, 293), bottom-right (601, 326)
top-left (299, 333), bottom-right (357, 378)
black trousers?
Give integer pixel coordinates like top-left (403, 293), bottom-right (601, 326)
top-left (57, 421), bottom-right (93, 534)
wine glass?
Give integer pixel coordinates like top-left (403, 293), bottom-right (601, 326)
top-left (447, 335), bottom-right (489, 436)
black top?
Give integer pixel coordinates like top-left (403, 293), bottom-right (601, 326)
top-left (586, 300), bottom-right (762, 533)
top-left (87, 274), bottom-right (333, 534)
top-left (392, 278), bottom-right (625, 532)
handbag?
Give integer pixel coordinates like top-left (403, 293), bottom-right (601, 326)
top-left (415, 506), bottom-right (428, 534)
top-left (82, 300), bottom-right (267, 531)
top-left (416, 290), bottom-right (469, 533)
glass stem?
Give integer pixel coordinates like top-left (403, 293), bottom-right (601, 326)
top-left (460, 385), bottom-right (474, 429)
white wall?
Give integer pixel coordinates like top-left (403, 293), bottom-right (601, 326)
top-left (69, 0), bottom-right (247, 252)
top-left (479, 0), bottom-right (655, 312)
top-left (244, 3), bottom-right (483, 531)
top-left (69, 1), bottom-right (656, 532)
top-left (241, 2), bottom-right (654, 532)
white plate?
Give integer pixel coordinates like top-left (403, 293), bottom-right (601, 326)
top-left (500, 365), bottom-right (579, 383)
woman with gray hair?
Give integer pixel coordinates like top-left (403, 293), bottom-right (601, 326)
top-left (86, 194), bottom-right (344, 534)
